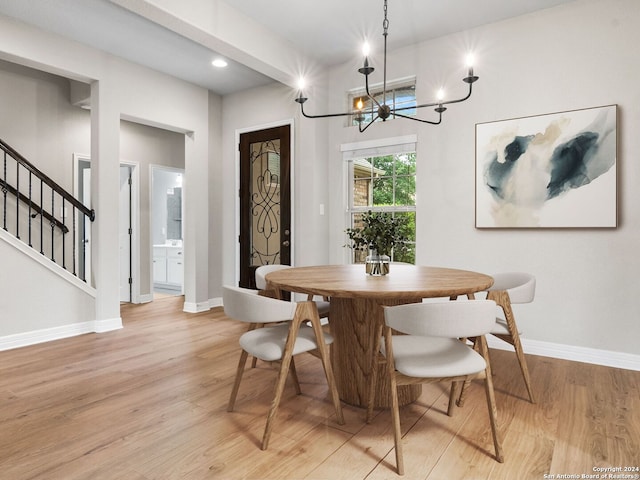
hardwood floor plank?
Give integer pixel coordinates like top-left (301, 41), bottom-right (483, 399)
top-left (598, 365), bottom-right (640, 467)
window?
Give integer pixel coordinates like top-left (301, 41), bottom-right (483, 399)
top-left (349, 78), bottom-right (417, 127)
top-left (345, 138), bottom-right (416, 264)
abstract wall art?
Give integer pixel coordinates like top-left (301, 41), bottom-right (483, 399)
top-left (475, 105), bottom-right (617, 228)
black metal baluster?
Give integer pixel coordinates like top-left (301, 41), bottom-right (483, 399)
top-left (15, 163), bottom-right (20, 239)
top-left (50, 188), bottom-right (55, 262)
top-left (28, 172), bottom-right (33, 247)
top-left (40, 179), bottom-right (44, 255)
top-left (61, 197), bottom-right (66, 270)
top-left (72, 205), bottom-right (77, 277)
top-left (2, 152), bottom-right (7, 231)
top-left (81, 213), bottom-right (87, 282)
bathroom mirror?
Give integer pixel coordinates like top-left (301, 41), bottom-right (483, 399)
top-left (166, 187), bottom-right (182, 240)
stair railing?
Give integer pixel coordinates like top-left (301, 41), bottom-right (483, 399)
top-left (1, 137), bottom-right (95, 283)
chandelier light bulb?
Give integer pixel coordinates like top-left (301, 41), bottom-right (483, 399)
top-left (466, 53), bottom-right (475, 68)
top-left (295, 77), bottom-right (308, 104)
top-left (362, 42), bottom-right (371, 57)
top-left (465, 53), bottom-right (476, 78)
top-left (356, 98), bottom-right (364, 110)
top-left (437, 88), bottom-right (445, 101)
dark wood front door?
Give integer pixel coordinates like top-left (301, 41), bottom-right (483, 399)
top-left (238, 125), bottom-right (291, 289)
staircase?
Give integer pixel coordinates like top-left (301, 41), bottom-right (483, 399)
top-left (0, 137), bottom-right (95, 282)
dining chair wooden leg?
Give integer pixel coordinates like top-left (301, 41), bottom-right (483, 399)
top-left (306, 302), bottom-right (344, 425)
top-left (477, 335), bottom-right (504, 463)
top-left (456, 337), bottom-right (483, 408)
top-left (511, 331), bottom-right (535, 403)
top-left (227, 349), bottom-right (249, 412)
top-left (319, 352), bottom-right (344, 425)
top-left (390, 375), bottom-right (404, 476)
top-left (448, 380), bottom-right (461, 416)
top-left (288, 357), bottom-right (302, 395)
top-left (502, 300), bottom-right (535, 404)
top-left (456, 378), bottom-right (473, 408)
top-left (261, 316), bottom-right (303, 450)
top-left (385, 328), bottom-right (404, 476)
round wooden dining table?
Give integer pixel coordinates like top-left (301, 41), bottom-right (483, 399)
top-left (265, 264), bottom-right (494, 408)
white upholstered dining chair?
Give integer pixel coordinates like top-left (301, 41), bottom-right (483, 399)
top-left (223, 285), bottom-right (344, 450)
top-left (366, 299), bottom-right (504, 475)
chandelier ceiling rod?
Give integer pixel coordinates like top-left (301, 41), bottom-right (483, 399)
top-left (295, 0), bottom-right (479, 133)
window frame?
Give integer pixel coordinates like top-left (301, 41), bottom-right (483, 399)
top-left (342, 136), bottom-right (417, 264)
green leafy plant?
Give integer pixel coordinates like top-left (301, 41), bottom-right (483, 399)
top-left (345, 210), bottom-right (410, 258)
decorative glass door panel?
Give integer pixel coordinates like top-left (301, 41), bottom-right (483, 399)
top-left (250, 139), bottom-right (282, 267)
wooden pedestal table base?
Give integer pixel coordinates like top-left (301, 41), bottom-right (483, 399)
top-left (330, 297), bottom-right (422, 408)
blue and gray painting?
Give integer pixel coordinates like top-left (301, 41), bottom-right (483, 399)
top-left (481, 107), bottom-right (616, 226)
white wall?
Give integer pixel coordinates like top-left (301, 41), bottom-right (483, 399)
top-left (0, 236), bottom-right (94, 339)
top-left (326, 0), bottom-right (640, 360)
top-left (0, 59), bottom-right (91, 186)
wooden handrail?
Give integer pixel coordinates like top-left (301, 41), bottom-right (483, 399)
top-left (0, 138), bottom-right (95, 222)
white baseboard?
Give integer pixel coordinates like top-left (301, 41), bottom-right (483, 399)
top-left (183, 301), bottom-right (211, 313)
top-left (138, 293), bottom-right (154, 304)
top-left (0, 318), bottom-right (122, 351)
top-left (487, 336), bottom-right (640, 371)
top-left (178, 297), bottom-right (221, 313)
top-left (94, 317), bottom-right (123, 333)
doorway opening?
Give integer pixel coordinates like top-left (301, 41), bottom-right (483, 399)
top-left (151, 166), bottom-right (185, 298)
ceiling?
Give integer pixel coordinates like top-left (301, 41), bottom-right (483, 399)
top-left (0, 0), bottom-right (578, 95)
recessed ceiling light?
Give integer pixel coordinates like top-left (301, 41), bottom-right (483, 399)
top-left (212, 58), bottom-right (228, 68)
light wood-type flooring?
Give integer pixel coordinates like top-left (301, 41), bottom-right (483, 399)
top-left (1, 296), bottom-right (638, 479)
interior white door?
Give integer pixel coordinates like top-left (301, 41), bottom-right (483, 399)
top-left (119, 166), bottom-right (132, 302)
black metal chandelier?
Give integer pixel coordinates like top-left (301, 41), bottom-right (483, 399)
top-left (295, 0), bottom-right (479, 133)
